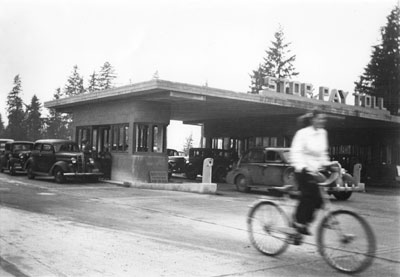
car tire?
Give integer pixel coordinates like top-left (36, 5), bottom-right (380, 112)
top-left (332, 173), bottom-right (354, 201)
top-left (185, 165), bottom-right (197, 180)
top-left (236, 174), bottom-right (250, 193)
top-left (26, 164), bottom-right (35, 179)
top-left (54, 168), bottom-right (66, 184)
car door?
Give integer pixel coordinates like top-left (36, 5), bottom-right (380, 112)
top-left (241, 149), bottom-right (265, 185)
top-left (37, 143), bottom-right (56, 173)
top-left (261, 150), bottom-right (286, 186)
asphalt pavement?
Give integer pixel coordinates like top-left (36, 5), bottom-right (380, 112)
top-left (0, 174), bottom-right (399, 277)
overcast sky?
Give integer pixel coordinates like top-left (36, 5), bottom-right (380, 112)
top-left (0, 0), bottom-right (397, 149)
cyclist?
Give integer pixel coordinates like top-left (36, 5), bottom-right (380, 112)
top-left (290, 109), bottom-right (332, 235)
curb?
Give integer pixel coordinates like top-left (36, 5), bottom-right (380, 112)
top-left (100, 179), bottom-right (217, 194)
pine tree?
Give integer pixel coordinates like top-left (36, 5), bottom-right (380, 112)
top-left (88, 71), bottom-right (100, 93)
top-left (249, 64), bottom-right (264, 94)
top-left (64, 65), bottom-right (85, 96)
top-left (98, 62), bottom-right (116, 90)
top-left (249, 26), bottom-right (299, 94)
top-left (355, 6), bottom-right (400, 115)
top-left (45, 88), bottom-right (71, 139)
top-left (25, 95), bottom-right (43, 141)
top-left (6, 75), bottom-right (26, 140)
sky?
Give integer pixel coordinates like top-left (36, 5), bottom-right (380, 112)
top-left (0, 0), bottom-right (398, 150)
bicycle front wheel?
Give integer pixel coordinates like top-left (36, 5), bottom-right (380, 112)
top-left (247, 201), bottom-right (290, 256)
top-left (317, 210), bottom-right (376, 274)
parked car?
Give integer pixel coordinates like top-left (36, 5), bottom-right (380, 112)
top-left (0, 141), bottom-right (34, 175)
top-left (25, 139), bottom-right (103, 183)
top-left (167, 148), bottom-right (187, 176)
top-left (185, 148), bottom-right (239, 182)
top-left (0, 139), bottom-right (14, 155)
top-left (226, 147), bottom-right (362, 200)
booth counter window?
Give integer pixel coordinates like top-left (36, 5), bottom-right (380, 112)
top-left (134, 123), bottom-right (166, 153)
top-left (76, 124), bottom-right (129, 153)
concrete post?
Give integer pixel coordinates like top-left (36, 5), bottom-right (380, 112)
top-left (353, 163), bottom-right (365, 191)
top-left (202, 158), bottom-right (213, 183)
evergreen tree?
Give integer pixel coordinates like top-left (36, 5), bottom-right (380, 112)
top-left (249, 26), bottom-right (299, 94)
top-left (0, 113), bottom-right (5, 137)
top-left (45, 88), bottom-right (71, 139)
top-left (249, 64), bottom-right (264, 94)
top-left (355, 6), bottom-right (400, 115)
top-left (64, 65), bottom-right (85, 96)
top-left (6, 75), bottom-right (26, 140)
top-left (98, 61), bottom-right (117, 90)
top-left (25, 95), bottom-right (43, 141)
top-left (87, 71), bottom-right (100, 93)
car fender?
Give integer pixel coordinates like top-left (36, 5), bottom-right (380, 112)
top-left (50, 161), bottom-right (70, 175)
top-left (227, 168), bottom-right (253, 185)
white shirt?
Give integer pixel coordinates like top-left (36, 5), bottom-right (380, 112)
top-left (290, 126), bottom-right (330, 173)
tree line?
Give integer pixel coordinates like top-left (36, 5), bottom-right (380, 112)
top-left (0, 62), bottom-right (116, 140)
top-left (1, 5), bottom-right (398, 142)
top-left (249, 6), bottom-right (399, 115)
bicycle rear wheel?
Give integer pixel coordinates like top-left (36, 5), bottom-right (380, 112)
top-left (317, 210), bottom-right (376, 273)
top-left (247, 201), bottom-right (290, 256)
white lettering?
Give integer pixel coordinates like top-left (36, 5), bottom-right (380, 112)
top-left (319, 87), bottom-right (330, 100)
top-left (263, 77), bottom-right (277, 91)
top-left (338, 90), bottom-right (349, 104)
top-left (301, 83), bottom-right (313, 98)
top-left (329, 89), bottom-right (341, 103)
top-left (260, 76), bottom-right (386, 110)
top-left (289, 81), bottom-right (302, 96)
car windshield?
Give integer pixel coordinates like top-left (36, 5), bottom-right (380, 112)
top-left (168, 149), bottom-right (179, 156)
top-left (13, 144), bottom-right (33, 151)
top-left (54, 143), bottom-right (80, 153)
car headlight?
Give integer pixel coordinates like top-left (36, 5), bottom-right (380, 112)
top-left (89, 158), bottom-right (95, 164)
top-left (71, 157), bottom-right (77, 164)
top-left (19, 153), bottom-right (24, 159)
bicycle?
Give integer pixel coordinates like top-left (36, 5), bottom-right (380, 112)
top-left (247, 172), bottom-right (376, 274)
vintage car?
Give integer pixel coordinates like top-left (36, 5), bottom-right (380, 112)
top-left (25, 139), bottom-right (103, 183)
top-left (0, 141), bottom-right (34, 175)
top-left (226, 147), bottom-right (362, 200)
top-left (167, 148), bottom-right (187, 176)
top-left (0, 139), bottom-right (14, 155)
top-left (185, 148), bottom-right (239, 182)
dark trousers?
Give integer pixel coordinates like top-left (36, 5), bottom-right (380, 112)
top-left (295, 171), bottom-right (323, 225)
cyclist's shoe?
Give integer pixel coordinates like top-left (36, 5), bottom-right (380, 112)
top-left (292, 233), bottom-right (303, 245)
top-left (293, 222), bottom-right (312, 236)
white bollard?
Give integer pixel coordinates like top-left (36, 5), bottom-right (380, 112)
top-left (202, 158), bottom-right (213, 183)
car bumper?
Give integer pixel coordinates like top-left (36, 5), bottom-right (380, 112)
top-left (64, 172), bottom-right (104, 177)
top-left (327, 183), bottom-right (365, 192)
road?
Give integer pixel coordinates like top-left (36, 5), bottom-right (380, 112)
top-left (0, 173), bottom-right (399, 276)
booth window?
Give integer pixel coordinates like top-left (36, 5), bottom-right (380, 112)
top-left (111, 124), bottom-right (129, 152)
top-left (134, 123), bottom-right (166, 153)
top-left (76, 124), bottom-right (129, 153)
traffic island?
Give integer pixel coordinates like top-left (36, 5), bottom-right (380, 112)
top-left (101, 179), bottom-right (217, 194)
